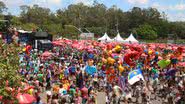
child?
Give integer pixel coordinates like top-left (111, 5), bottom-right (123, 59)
top-left (75, 93), bottom-right (82, 104)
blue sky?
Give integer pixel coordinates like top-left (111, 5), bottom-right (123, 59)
top-left (2, 0), bottom-right (185, 21)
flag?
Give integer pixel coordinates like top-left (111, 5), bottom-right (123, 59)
top-left (118, 76), bottom-right (125, 90)
top-left (128, 69), bottom-right (144, 85)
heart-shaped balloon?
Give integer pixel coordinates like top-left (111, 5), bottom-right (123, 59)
top-left (157, 59), bottom-right (171, 68)
top-left (165, 59), bottom-right (171, 65)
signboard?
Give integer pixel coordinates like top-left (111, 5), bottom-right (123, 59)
top-left (80, 33), bottom-right (94, 40)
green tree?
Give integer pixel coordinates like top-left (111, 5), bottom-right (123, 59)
top-left (20, 5), bottom-right (51, 26)
top-left (14, 2), bottom-right (185, 39)
top-left (0, 1), bottom-right (7, 14)
top-left (135, 24), bottom-right (157, 40)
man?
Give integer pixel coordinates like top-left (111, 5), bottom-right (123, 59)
top-left (112, 83), bottom-right (123, 104)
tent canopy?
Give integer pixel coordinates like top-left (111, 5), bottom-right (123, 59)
top-left (113, 33), bottom-right (124, 42)
top-left (124, 34), bottom-right (138, 43)
top-left (98, 33), bottom-right (112, 42)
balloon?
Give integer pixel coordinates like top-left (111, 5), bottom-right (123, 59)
top-left (124, 51), bottom-right (140, 66)
top-left (28, 89), bottom-right (34, 95)
top-left (144, 49), bottom-right (148, 53)
top-left (157, 59), bottom-right (171, 68)
top-left (115, 45), bottom-right (122, 52)
top-left (118, 65), bottom-right (124, 73)
top-left (63, 83), bottom-right (69, 90)
top-left (112, 48), bottom-right (116, 52)
top-left (107, 44), bottom-right (112, 50)
top-left (112, 54), bottom-right (119, 59)
top-left (85, 65), bottom-right (97, 75)
top-left (156, 52), bottom-right (159, 55)
top-left (118, 60), bottom-right (122, 65)
top-left (108, 50), bottom-right (112, 56)
top-left (22, 48), bottom-right (26, 52)
top-left (166, 59), bottom-right (171, 65)
top-left (148, 50), bottom-right (153, 55)
top-left (53, 85), bottom-right (60, 93)
top-left (102, 58), bottom-right (107, 64)
top-left (107, 57), bottom-right (115, 65)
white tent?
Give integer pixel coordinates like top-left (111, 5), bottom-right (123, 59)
top-left (124, 33), bottom-right (138, 43)
top-left (113, 33), bottom-right (124, 42)
top-left (98, 33), bottom-right (112, 42)
top-left (17, 30), bottom-right (32, 33)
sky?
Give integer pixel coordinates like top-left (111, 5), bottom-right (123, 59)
top-left (1, 0), bottom-right (185, 21)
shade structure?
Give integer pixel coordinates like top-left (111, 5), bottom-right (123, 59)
top-left (113, 33), bottom-right (124, 42)
top-left (124, 34), bottom-right (138, 43)
top-left (42, 51), bottom-right (53, 57)
top-left (16, 93), bottom-right (36, 104)
top-left (98, 33), bottom-right (112, 42)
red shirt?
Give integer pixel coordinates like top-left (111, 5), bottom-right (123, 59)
top-left (81, 87), bottom-right (88, 99)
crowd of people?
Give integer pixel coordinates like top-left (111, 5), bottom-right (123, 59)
top-left (18, 39), bottom-right (185, 104)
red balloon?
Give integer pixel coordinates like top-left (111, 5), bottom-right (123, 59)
top-left (124, 51), bottom-right (140, 66)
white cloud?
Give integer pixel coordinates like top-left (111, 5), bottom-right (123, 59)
top-left (168, 13), bottom-right (185, 21)
top-left (30, 0), bottom-right (62, 7)
top-left (127, 0), bottom-right (148, 4)
top-left (152, 2), bottom-right (185, 11)
top-left (173, 4), bottom-right (185, 11)
top-left (74, 0), bottom-right (94, 5)
top-left (48, 0), bottom-right (62, 4)
top-left (151, 2), bottom-right (185, 21)
top-left (2, 0), bottom-right (62, 8)
top-left (2, 0), bottom-right (25, 7)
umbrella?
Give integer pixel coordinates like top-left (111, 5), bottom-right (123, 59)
top-left (0, 96), bottom-right (2, 100)
top-left (16, 93), bottom-right (36, 104)
top-left (178, 62), bottom-right (185, 67)
top-left (24, 85), bottom-right (34, 91)
top-left (52, 41), bottom-right (63, 46)
top-left (42, 51), bottom-right (53, 57)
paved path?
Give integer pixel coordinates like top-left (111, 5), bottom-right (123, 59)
top-left (41, 91), bottom-right (164, 104)
top-left (96, 92), bottom-right (106, 104)
top-left (96, 92), bottom-right (163, 104)
top-left (40, 92), bottom-right (47, 103)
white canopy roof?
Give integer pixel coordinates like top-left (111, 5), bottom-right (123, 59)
top-left (124, 33), bottom-right (138, 43)
top-left (17, 30), bottom-right (32, 33)
top-left (98, 33), bottom-right (112, 42)
top-left (113, 33), bottom-right (124, 42)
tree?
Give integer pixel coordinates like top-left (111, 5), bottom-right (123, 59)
top-left (20, 5), bottom-right (51, 26)
top-left (0, 1), bottom-right (7, 14)
top-left (13, 3), bottom-right (185, 39)
top-left (135, 24), bottom-right (157, 40)
top-left (0, 40), bottom-right (22, 103)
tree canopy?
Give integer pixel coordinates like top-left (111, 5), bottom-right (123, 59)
top-left (1, 1), bottom-right (185, 39)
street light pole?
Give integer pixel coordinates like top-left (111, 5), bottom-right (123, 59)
top-left (64, 25), bottom-right (83, 33)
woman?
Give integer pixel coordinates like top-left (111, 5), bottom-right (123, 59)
top-left (88, 89), bottom-right (97, 104)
